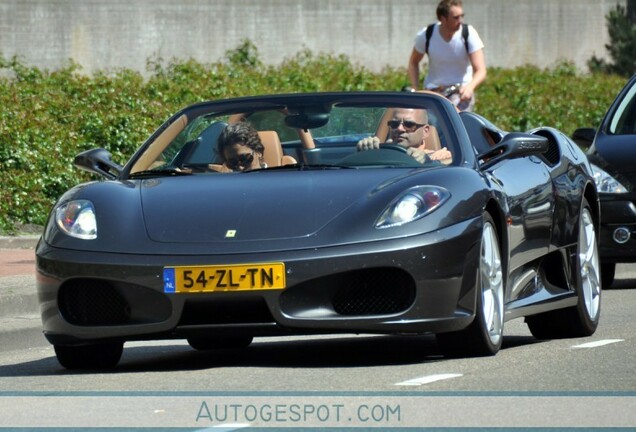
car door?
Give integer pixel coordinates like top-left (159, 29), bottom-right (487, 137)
top-left (485, 156), bottom-right (555, 273)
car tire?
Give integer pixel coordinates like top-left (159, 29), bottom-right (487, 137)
top-left (436, 213), bottom-right (504, 357)
top-left (187, 336), bottom-right (254, 351)
top-left (601, 262), bottom-right (616, 289)
top-left (54, 342), bottom-right (123, 370)
top-left (526, 198), bottom-right (601, 339)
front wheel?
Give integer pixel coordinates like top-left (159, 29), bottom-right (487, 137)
top-left (437, 213), bottom-right (504, 357)
top-left (601, 262), bottom-right (616, 289)
top-left (54, 342), bottom-right (123, 370)
top-left (527, 199), bottom-right (601, 339)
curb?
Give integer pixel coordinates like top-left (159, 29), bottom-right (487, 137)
top-left (0, 274), bottom-right (44, 351)
top-left (0, 314), bottom-right (49, 351)
top-left (0, 286), bottom-right (39, 318)
top-left (0, 235), bottom-right (40, 249)
top-left (0, 253), bottom-right (42, 351)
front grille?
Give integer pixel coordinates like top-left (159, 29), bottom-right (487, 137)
top-left (59, 279), bottom-right (130, 325)
top-left (332, 268), bottom-right (415, 316)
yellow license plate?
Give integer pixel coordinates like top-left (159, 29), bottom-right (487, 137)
top-left (163, 263), bottom-right (286, 293)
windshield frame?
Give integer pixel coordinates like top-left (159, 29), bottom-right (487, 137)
top-left (121, 92), bottom-right (464, 178)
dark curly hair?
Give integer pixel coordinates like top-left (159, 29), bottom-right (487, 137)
top-left (217, 122), bottom-right (264, 156)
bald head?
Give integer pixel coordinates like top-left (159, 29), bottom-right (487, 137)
top-left (393, 108), bottom-right (428, 124)
top-left (388, 108), bottom-right (430, 148)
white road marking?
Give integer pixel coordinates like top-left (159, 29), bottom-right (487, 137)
top-left (395, 373), bottom-right (463, 386)
top-left (572, 339), bottom-right (624, 349)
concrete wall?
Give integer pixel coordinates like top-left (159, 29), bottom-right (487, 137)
top-left (0, 0), bottom-right (623, 76)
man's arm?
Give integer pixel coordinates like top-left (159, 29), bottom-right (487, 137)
top-left (407, 147), bottom-right (452, 164)
top-left (357, 137), bottom-right (452, 164)
top-left (460, 48), bottom-right (486, 101)
top-left (407, 48), bottom-right (425, 90)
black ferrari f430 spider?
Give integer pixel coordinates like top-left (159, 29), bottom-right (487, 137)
top-left (36, 91), bottom-right (601, 369)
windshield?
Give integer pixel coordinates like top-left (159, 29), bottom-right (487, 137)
top-left (127, 95), bottom-right (460, 176)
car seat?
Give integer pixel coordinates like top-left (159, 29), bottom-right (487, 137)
top-left (258, 130), bottom-right (297, 167)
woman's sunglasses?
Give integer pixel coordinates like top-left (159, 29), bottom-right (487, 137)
top-left (226, 152), bottom-right (255, 170)
top-left (387, 120), bottom-right (426, 131)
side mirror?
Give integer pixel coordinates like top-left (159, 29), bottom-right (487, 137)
top-left (74, 148), bottom-right (123, 180)
top-left (479, 132), bottom-right (549, 170)
top-left (572, 128), bottom-right (596, 147)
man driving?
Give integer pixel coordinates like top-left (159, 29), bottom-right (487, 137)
top-left (357, 108), bottom-right (451, 163)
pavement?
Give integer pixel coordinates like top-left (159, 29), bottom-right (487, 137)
top-left (0, 235), bottom-right (48, 351)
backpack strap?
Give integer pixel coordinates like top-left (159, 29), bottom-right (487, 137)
top-left (425, 23), bottom-right (470, 54)
top-left (424, 23), bottom-right (435, 54)
top-left (462, 23), bottom-right (469, 53)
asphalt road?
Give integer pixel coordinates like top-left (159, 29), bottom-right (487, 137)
top-left (0, 256), bottom-right (635, 428)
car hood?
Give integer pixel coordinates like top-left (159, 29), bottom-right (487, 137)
top-left (140, 170), bottom-right (400, 243)
top-left (44, 166), bottom-right (486, 255)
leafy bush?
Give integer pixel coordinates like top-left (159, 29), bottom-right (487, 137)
top-left (0, 40), bottom-right (628, 233)
top-left (478, 62), bottom-right (626, 132)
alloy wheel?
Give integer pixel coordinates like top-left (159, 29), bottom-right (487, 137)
top-left (578, 207), bottom-right (601, 321)
top-left (480, 221), bottom-right (504, 346)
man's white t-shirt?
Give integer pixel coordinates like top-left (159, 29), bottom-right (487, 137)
top-left (413, 23), bottom-right (484, 89)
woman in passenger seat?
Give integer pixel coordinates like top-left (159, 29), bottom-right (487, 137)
top-left (217, 122), bottom-right (267, 172)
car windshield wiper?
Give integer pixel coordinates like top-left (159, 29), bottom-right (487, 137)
top-left (128, 168), bottom-right (192, 179)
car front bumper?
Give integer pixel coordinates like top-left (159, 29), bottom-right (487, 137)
top-left (36, 217), bottom-right (482, 346)
top-left (598, 195), bottom-right (636, 263)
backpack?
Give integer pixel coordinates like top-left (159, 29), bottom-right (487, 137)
top-left (425, 23), bottom-right (469, 54)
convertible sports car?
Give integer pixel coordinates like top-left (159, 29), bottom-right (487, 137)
top-left (36, 91), bottom-right (602, 369)
top-left (573, 73), bottom-right (636, 288)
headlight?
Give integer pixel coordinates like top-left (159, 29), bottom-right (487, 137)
top-left (376, 186), bottom-right (450, 228)
top-left (55, 200), bottom-right (97, 239)
top-left (591, 164), bottom-right (627, 193)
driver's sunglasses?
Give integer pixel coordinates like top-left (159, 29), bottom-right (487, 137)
top-left (226, 152), bottom-right (255, 170)
top-left (387, 119), bottom-right (426, 131)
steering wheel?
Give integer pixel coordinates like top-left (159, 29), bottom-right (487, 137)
top-left (380, 144), bottom-right (409, 154)
top-left (382, 143), bottom-right (436, 165)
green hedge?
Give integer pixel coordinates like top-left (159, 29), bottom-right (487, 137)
top-left (0, 41), bottom-right (628, 233)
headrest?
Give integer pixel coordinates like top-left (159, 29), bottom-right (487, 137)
top-left (258, 131), bottom-right (284, 167)
top-left (422, 125), bottom-right (441, 152)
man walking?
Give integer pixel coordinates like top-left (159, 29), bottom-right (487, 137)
top-left (407, 0), bottom-right (486, 111)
